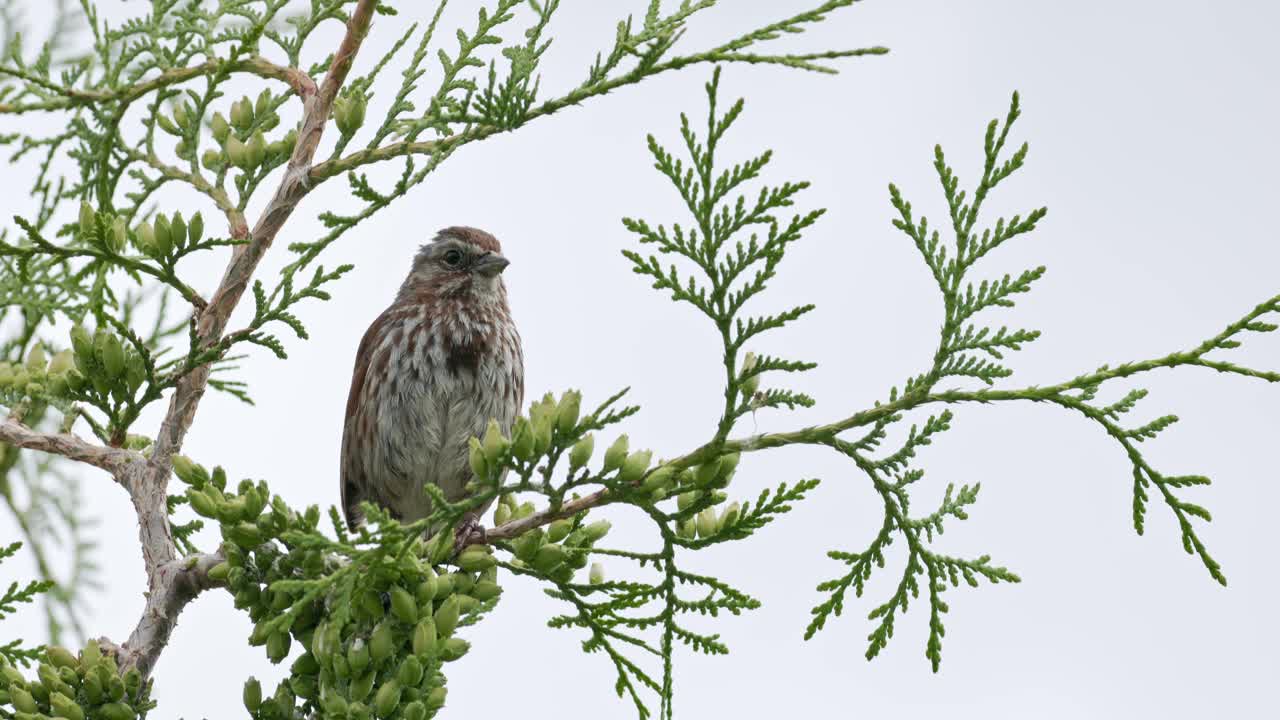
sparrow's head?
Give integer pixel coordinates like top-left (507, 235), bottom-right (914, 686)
top-left (401, 226), bottom-right (510, 301)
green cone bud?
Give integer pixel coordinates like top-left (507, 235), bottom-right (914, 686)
top-left (493, 502), bottom-right (512, 525)
top-left (677, 518), bottom-right (696, 540)
top-left (349, 671), bottom-right (375, 703)
top-left (369, 621), bottom-right (395, 664)
top-left (290, 673), bottom-right (317, 700)
top-left (331, 650), bottom-right (350, 679)
top-left (291, 652), bottom-right (319, 676)
top-left (390, 585), bottom-right (418, 624)
top-left (412, 618), bottom-right (437, 657)
top-left (266, 630), bottom-right (291, 663)
top-left (347, 638), bottom-right (370, 675)
top-left (467, 437), bottom-right (488, 481)
top-left (716, 501), bottom-right (742, 532)
top-left (70, 325), bottom-right (92, 368)
top-left (642, 465), bottom-right (675, 494)
top-left (512, 529), bottom-right (541, 562)
top-left (78, 201), bottom-right (95, 240)
top-left (457, 546), bottom-right (495, 573)
top-left (124, 349), bottom-right (145, 395)
top-left (242, 487), bottom-right (266, 519)
top-left (98, 703), bottom-right (137, 720)
top-left (47, 349), bottom-right (74, 377)
top-left (403, 700), bottom-right (428, 720)
top-left (171, 455), bottom-right (204, 485)
top-left (24, 346), bottom-right (46, 374)
top-left (98, 332), bottom-right (124, 380)
top-left (2, 663), bottom-right (26, 686)
top-left (433, 595), bottom-right (460, 638)
top-left (397, 656), bottom-right (424, 688)
top-left (589, 562), bottom-right (605, 584)
top-left (717, 453), bottom-right (740, 484)
top-left (334, 95), bottom-right (367, 136)
top-left (531, 414), bottom-right (553, 455)
top-left (153, 214), bottom-right (173, 256)
top-left (46, 646), bottom-right (77, 670)
top-left (357, 588), bottom-right (384, 622)
top-left (226, 522), bottom-right (263, 548)
top-left (133, 221), bottom-right (156, 256)
top-left (696, 506), bottom-right (718, 538)
top-left (83, 671), bottom-right (104, 704)
top-left (532, 544), bottom-right (566, 573)
top-left (321, 689), bottom-right (348, 717)
top-left (471, 579), bottom-right (502, 601)
top-left (740, 352), bottom-right (760, 397)
top-left (211, 112), bottom-right (230, 143)
top-left (416, 572), bottom-right (439, 606)
top-left (425, 686), bottom-right (447, 711)
top-left (603, 435), bottom-right (629, 473)
top-left (169, 212), bottom-right (186, 252)
top-left (51, 691), bottom-right (83, 720)
top-left (201, 149), bottom-right (224, 170)
top-left (243, 677), bottom-right (262, 712)
top-left (426, 529), bottom-right (454, 565)
top-left (172, 102), bottom-right (190, 129)
top-left (110, 216), bottom-right (127, 253)
top-left (581, 520), bottom-right (611, 544)
top-left (247, 131), bottom-right (266, 169)
top-left (64, 368), bottom-right (85, 393)
top-left (677, 491), bottom-right (699, 512)
top-left (226, 135), bottom-right (250, 170)
top-left (569, 434), bottom-right (594, 472)
top-left (509, 417), bottom-right (534, 460)
top-left (451, 571), bottom-right (475, 595)
top-left (374, 678), bottom-right (402, 717)
top-left (556, 390), bottom-right (581, 434)
top-left (619, 450), bottom-right (652, 484)
top-left (255, 89), bottom-right (271, 118)
top-left (81, 639), bottom-right (102, 669)
top-left (231, 98), bottom-right (253, 132)
top-left (349, 700), bottom-right (373, 720)
top-left (10, 686), bottom-right (37, 712)
top-left (695, 458), bottom-right (722, 486)
top-left (482, 419), bottom-right (508, 464)
top-left (546, 519), bottom-right (572, 544)
top-left (188, 212), bottom-right (204, 246)
top-left (205, 563), bottom-right (230, 586)
top-left (439, 637), bottom-right (469, 662)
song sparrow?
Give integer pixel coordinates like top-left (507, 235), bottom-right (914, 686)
top-left (340, 227), bottom-right (523, 531)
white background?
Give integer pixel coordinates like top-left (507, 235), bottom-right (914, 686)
top-left (3, 2), bottom-right (1278, 718)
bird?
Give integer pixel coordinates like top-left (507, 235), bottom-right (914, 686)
top-left (340, 226), bottom-right (523, 533)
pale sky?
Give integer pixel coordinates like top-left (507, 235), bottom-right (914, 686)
top-left (3, 2), bottom-right (1278, 719)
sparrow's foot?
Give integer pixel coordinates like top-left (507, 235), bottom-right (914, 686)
top-left (453, 514), bottom-right (487, 555)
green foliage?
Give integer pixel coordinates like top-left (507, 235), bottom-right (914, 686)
top-left (0, 2), bottom-right (1276, 720)
top-left (801, 93), bottom-right (1278, 671)
top-left (0, 541), bottom-right (51, 666)
top-left (0, 635), bottom-right (154, 719)
top-left (0, 2), bottom-right (883, 713)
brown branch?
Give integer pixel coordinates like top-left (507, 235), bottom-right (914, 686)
top-left (117, 0), bottom-right (381, 678)
top-left (0, 56), bottom-right (312, 115)
top-left (0, 417), bottom-right (139, 477)
top-left (113, 553), bottom-right (223, 679)
top-left (480, 489), bottom-right (613, 545)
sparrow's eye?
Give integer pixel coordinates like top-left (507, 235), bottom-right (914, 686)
top-left (442, 249), bottom-right (464, 268)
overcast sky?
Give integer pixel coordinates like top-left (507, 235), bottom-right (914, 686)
top-left (3, 1), bottom-right (1279, 718)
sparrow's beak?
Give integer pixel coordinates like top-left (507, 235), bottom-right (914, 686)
top-left (474, 253), bottom-right (510, 277)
